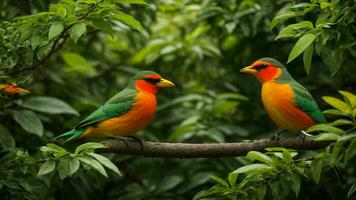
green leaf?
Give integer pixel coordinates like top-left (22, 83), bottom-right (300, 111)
top-left (227, 172), bottom-right (238, 187)
top-left (323, 109), bottom-right (349, 116)
top-left (75, 142), bottom-right (106, 154)
top-left (288, 33), bottom-right (315, 63)
top-left (322, 96), bottom-right (350, 113)
top-left (209, 175), bottom-right (229, 187)
top-left (77, 156), bottom-right (108, 177)
top-left (113, 0), bottom-right (147, 4)
top-left (232, 164), bottom-right (271, 174)
top-left (37, 160), bottom-right (56, 176)
top-left (339, 90), bottom-right (356, 108)
top-left (69, 22), bottom-right (86, 43)
top-left (291, 173), bottom-right (301, 198)
top-left (61, 52), bottom-right (97, 76)
top-left (314, 132), bottom-right (340, 141)
top-left (338, 134), bottom-right (356, 142)
top-left (311, 158), bottom-right (324, 183)
top-left (307, 124), bottom-right (345, 135)
top-left (58, 157), bottom-right (71, 180)
top-left (321, 48), bottom-right (344, 76)
top-left (271, 11), bottom-right (297, 29)
top-left (48, 22), bottom-right (64, 40)
top-left (329, 119), bottom-right (353, 126)
top-left (303, 43), bottom-right (313, 73)
top-left (257, 185), bottom-right (266, 200)
top-left (348, 183), bottom-right (356, 199)
top-left (0, 124), bottom-right (15, 148)
top-left (275, 27), bottom-right (297, 40)
top-left (246, 151), bottom-right (272, 165)
top-left (114, 12), bottom-right (142, 31)
top-left (68, 158), bottom-right (80, 176)
top-left (88, 153), bottom-right (121, 175)
top-left (12, 110), bottom-right (43, 136)
top-left (319, 2), bottom-right (330, 9)
top-left (21, 96), bottom-right (79, 116)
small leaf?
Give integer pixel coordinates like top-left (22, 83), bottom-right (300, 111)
top-left (0, 124), bottom-right (15, 148)
top-left (209, 175), bottom-right (229, 187)
top-left (275, 27), bottom-right (297, 40)
top-left (307, 124), bottom-right (345, 135)
top-left (319, 2), bottom-right (330, 9)
top-left (58, 157), bottom-right (71, 180)
top-left (257, 185), bottom-right (266, 200)
top-left (291, 173), bottom-right (301, 197)
top-left (303, 43), bottom-right (313, 73)
top-left (88, 153), bottom-right (121, 175)
top-left (271, 11), bottom-right (297, 29)
top-left (68, 158), bottom-right (80, 176)
top-left (339, 90), bottom-right (356, 108)
top-left (246, 151), bottom-right (272, 165)
top-left (61, 52), bottom-right (97, 76)
top-left (69, 22), bottom-right (86, 43)
top-left (77, 156), bottom-right (107, 177)
top-left (314, 133), bottom-right (340, 141)
top-left (12, 110), bottom-right (43, 136)
top-left (75, 142), bottom-right (106, 154)
top-left (48, 22), bottom-right (64, 40)
top-left (347, 183), bottom-right (356, 199)
top-left (288, 33), bottom-right (315, 63)
top-left (113, 0), bottom-right (147, 4)
top-left (311, 158), bottom-right (324, 183)
top-left (228, 172), bottom-right (238, 186)
top-left (322, 96), bottom-right (350, 113)
top-left (38, 160), bottom-right (56, 176)
top-left (232, 164), bottom-right (271, 174)
top-left (21, 96), bottom-right (79, 116)
top-left (114, 12), bottom-right (142, 31)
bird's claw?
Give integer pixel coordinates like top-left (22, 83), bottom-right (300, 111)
top-left (270, 129), bottom-right (286, 141)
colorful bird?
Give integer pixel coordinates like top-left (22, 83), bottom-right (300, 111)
top-left (54, 71), bottom-right (175, 142)
top-left (0, 83), bottom-right (30, 94)
top-left (240, 58), bottom-right (326, 134)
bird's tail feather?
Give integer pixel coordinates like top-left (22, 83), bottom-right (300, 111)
top-left (46, 128), bottom-right (86, 143)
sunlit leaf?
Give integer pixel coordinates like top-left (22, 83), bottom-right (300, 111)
top-left (288, 33), bottom-right (315, 63)
top-left (38, 160), bottom-right (56, 176)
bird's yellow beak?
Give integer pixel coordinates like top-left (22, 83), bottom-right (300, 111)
top-left (156, 78), bottom-right (175, 88)
top-left (240, 66), bottom-right (257, 74)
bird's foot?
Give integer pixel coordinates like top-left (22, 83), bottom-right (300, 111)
top-left (299, 132), bottom-right (306, 145)
top-left (270, 129), bottom-right (286, 141)
top-left (128, 136), bottom-right (144, 151)
top-left (107, 136), bottom-right (131, 148)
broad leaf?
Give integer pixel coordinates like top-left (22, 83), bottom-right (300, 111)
top-left (288, 33), bottom-right (315, 63)
top-left (88, 153), bottom-right (121, 175)
top-left (303, 43), bottom-right (313, 73)
top-left (38, 160), bottom-right (56, 176)
top-left (21, 96), bottom-right (79, 116)
top-left (232, 164), bottom-right (271, 174)
top-left (77, 156), bottom-right (108, 177)
top-left (69, 22), bottom-right (86, 43)
top-left (0, 124), bottom-right (15, 148)
top-left (75, 142), bottom-right (106, 154)
top-left (48, 22), bottom-right (63, 40)
top-left (12, 110), bottom-right (43, 136)
top-left (246, 151), bottom-right (272, 165)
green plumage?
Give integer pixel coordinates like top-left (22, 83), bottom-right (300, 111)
top-left (53, 71), bottom-right (159, 142)
top-left (259, 58), bottom-right (326, 124)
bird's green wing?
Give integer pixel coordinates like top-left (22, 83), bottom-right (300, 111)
top-left (75, 88), bottom-right (137, 129)
top-left (291, 82), bottom-right (326, 123)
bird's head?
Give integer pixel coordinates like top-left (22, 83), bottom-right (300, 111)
top-left (240, 58), bottom-right (285, 83)
top-left (133, 71), bottom-right (175, 94)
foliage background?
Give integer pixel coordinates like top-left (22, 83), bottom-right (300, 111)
top-left (0, 0), bottom-right (355, 199)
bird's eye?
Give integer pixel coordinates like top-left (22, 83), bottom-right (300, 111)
top-left (144, 77), bottom-right (161, 84)
top-left (255, 64), bottom-right (268, 71)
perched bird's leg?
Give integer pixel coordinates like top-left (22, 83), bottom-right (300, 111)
top-left (106, 136), bottom-right (130, 148)
top-left (128, 136), bottom-right (144, 151)
top-left (271, 129), bottom-right (286, 141)
top-left (299, 131), bottom-right (307, 145)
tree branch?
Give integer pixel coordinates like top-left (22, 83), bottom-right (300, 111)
top-left (97, 137), bottom-right (332, 158)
